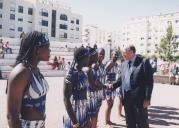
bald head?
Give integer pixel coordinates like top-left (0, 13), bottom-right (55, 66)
top-left (124, 45), bottom-right (136, 54)
top-left (122, 45), bottom-right (136, 60)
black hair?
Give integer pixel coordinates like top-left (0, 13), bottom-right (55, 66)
top-left (88, 47), bottom-right (96, 55)
top-left (69, 47), bottom-right (89, 69)
top-left (74, 47), bottom-right (89, 63)
top-left (15, 31), bottom-right (48, 66)
top-left (88, 47), bottom-right (98, 65)
top-left (98, 48), bottom-right (105, 53)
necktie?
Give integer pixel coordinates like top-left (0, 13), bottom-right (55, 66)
top-left (128, 61), bottom-right (132, 69)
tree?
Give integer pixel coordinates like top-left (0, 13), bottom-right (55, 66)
top-left (115, 46), bottom-right (123, 61)
top-left (157, 25), bottom-right (179, 62)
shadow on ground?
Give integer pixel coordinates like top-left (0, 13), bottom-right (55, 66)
top-left (148, 106), bottom-right (179, 127)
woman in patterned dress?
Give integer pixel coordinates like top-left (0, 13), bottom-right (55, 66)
top-left (87, 47), bottom-right (106, 128)
top-left (93, 48), bottom-right (106, 127)
top-left (63, 47), bottom-right (90, 128)
top-left (105, 50), bottom-right (122, 126)
top-left (7, 31), bottom-right (51, 128)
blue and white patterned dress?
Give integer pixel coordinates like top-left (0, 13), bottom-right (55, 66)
top-left (21, 66), bottom-right (49, 128)
top-left (63, 68), bottom-right (89, 128)
top-left (105, 62), bottom-right (121, 99)
top-left (96, 63), bottom-right (106, 109)
top-left (87, 68), bottom-right (99, 118)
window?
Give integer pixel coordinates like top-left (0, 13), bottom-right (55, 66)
top-left (147, 50), bottom-right (150, 53)
top-left (64, 33), bottom-right (67, 38)
top-left (60, 14), bottom-right (68, 21)
top-left (76, 27), bottom-right (79, 31)
top-left (141, 37), bottom-right (144, 40)
top-left (51, 10), bottom-right (56, 37)
top-left (10, 14), bottom-right (15, 20)
top-left (0, 14), bottom-right (2, 18)
top-left (76, 19), bottom-right (79, 24)
top-left (140, 43), bottom-right (144, 46)
top-left (0, 25), bottom-right (2, 29)
top-left (10, 7), bottom-right (15, 12)
top-left (28, 8), bottom-right (33, 15)
top-left (175, 20), bottom-right (179, 23)
top-left (18, 18), bottom-right (23, 22)
top-left (10, 28), bottom-right (15, 31)
top-left (0, 3), bottom-right (3, 9)
top-left (41, 11), bottom-right (48, 17)
top-left (59, 32), bottom-right (67, 38)
top-left (18, 27), bottom-right (23, 32)
top-left (71, 20), bottom-right (74, 24)
top-left (18, 6), bottom-right (23, 13)
top-left (60, 24), bottom-right (68, 30)
top-left (147, 43), bottom-right (151, 46)
top-left (42, 20), bottom-right (48, 27)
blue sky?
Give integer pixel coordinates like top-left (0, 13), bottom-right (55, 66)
top-left (62, 0), bottom-right (179, 30)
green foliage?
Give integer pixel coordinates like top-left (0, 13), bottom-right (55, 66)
top-left (115, 46), bottom-right (123, 61)
top-left (157, 25), bottom-right (179, 62)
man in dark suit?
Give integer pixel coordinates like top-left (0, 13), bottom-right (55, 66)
top-left (111, 45), bottom-right (153, 128)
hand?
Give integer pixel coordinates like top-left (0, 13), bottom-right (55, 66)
top-left (106, 84), bottom-right (113, 90)
top-left (143, 100), bottom-right (150, 108)
top-left (72, 123), bottom-right (79, 128)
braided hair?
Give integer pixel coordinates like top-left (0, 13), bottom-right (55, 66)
top-left (66, 47), bottom-right (89, 82)
top-left (15, 31), bottom-right (49, 66)
top-left (88, 47), bottom-right (98, 66)
top-left (71, 47), bottom-right (89, 69)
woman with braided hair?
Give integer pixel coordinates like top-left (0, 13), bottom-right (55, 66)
top-left (63, 47), bottom-right (90, 128)
top-left (7, 31), bottom-right (51, 128)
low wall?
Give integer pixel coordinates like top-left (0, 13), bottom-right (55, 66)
top-left (154, 75), bottom-right (179, 85)
top-left (154, 75), bottom-right (170, 84)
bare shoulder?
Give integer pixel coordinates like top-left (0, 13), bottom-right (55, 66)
top-left (8, 63), bottom-right (31, 88)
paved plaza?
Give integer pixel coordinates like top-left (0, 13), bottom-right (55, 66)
top-left (0, 77), bottom-right (179, 128)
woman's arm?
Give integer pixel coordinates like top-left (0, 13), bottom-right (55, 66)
top-left (63, 81), bottom-right (78, 125)
top-left (7, 66), bottom-right (30, 128)
top-left (87, 69), bottom-right (101, 91)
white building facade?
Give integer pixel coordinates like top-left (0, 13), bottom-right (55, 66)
top-left (120, 12), bottom-right (179, 56)
top-left (0, 0), bottom-right (82, 43)
top-left (82, 24), bottom-right (121, 49)
top-left (82, 25), bottom-right (107, 46)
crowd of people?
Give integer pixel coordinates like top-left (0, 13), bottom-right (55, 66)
top-left (170, 63), bottom-right (179, 85)
top-left (47, 56), bottom-right (66, 70)
top-left (0, 39), bottom-right (13, 58)
top-left (6, 31), bottom-right (154, 128)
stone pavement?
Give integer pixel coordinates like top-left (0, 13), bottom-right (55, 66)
top-left (0, 77), bottom-right (179, 128)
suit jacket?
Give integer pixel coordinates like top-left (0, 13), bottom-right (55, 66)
top-left (113, 55), bottom-right (153, 106)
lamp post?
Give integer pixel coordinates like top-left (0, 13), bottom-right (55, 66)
top-left (108, 39), bottom-right (112, 58)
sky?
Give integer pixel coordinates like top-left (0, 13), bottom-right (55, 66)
top-left (62, 0), bottom-right (179, 30)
